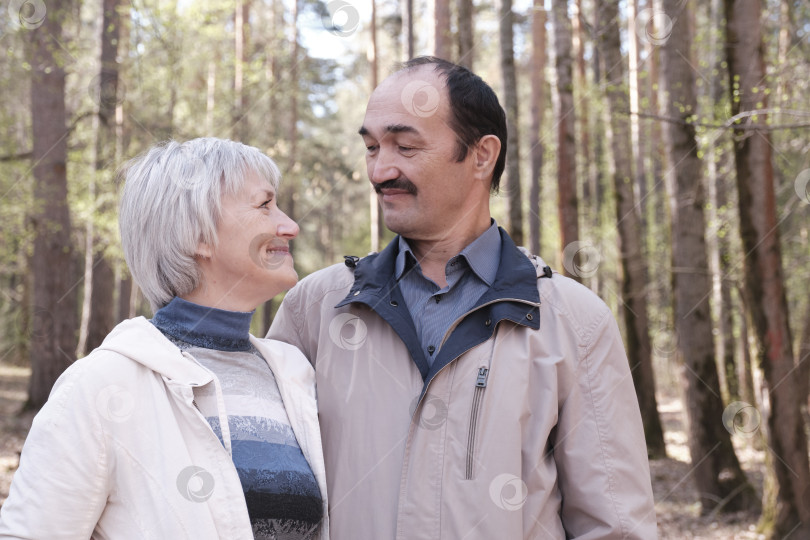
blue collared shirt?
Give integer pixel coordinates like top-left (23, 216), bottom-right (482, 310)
top-left (395, 220), bottom-right (501, 366)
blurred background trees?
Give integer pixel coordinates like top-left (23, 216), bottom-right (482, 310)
top-left (1, 0), bottom-right (810, 535)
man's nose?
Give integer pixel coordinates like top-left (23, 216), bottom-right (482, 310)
top-left (369, 149), bottom-right (400, 185)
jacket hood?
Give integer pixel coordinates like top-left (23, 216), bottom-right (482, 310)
top-left (95, 316), bottom-right (215, 386)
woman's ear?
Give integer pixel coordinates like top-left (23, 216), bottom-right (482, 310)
top-left (195, 241), bottom-right (213, 259)
top-left (472, 135), bottom-right (501, 180)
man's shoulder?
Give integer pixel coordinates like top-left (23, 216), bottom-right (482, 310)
top-left (284, 260), bottom-right (356, 308)
top-left (517, 249), bottom-right (612, 336)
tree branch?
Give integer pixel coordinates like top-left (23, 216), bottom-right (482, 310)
top-left (628, 108), bottom-right (810, 131)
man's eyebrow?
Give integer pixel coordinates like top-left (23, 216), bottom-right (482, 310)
top-left (358, 124), bottom-right (419, 136)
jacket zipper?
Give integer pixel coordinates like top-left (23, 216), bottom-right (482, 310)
top-left (466, 367), bottom-right (489, 480)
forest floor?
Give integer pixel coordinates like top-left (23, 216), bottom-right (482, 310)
top-left (0, 363), bottom-right (766, 537)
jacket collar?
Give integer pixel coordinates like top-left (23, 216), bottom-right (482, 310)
top-left (97, 317), bottom-right (215, 387)
top-left (339, 227), bottom-right (539, 305)
top-left (337, 228), bottom-right (541, 381)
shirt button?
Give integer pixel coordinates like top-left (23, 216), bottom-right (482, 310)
top-left (435, 296), bottom-right (441, 303)
top-left (485, 319), bottom-right (491, 327)
top-left (390, 300), bottom-right (399, 307)
top-left (427, 345), bottom-right (436, 355)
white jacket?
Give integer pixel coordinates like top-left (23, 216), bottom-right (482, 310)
top-left (0, 317), bottom-right (329, 540)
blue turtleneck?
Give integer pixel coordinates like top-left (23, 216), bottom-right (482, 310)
top-left (151, 297), bottom-right (323, 539)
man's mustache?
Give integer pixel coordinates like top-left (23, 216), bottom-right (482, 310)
top-left (374, 178), bottom-right (418, 195)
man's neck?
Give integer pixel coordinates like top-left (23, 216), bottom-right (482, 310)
top-left (406, 218), bottom-right (492, 287)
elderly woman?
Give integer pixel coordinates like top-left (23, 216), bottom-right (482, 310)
top-left (0, 138), bottom-right (327, 539)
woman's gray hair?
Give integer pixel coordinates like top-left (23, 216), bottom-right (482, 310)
top-left (118, 137), bottom-right (281, 312)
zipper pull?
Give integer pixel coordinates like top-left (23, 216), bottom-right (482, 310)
top-left (476, 367), bottom-right (489, 388)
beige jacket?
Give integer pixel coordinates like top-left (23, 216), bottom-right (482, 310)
top-left (0, 317), bottom-right (328, 540)
top-left (269, 232), bottom-right (656, 539)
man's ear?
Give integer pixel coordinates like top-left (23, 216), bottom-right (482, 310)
top-left (472, 135), bottom-right (501, 180)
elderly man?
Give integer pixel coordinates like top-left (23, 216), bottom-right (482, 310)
top-left (268, 57), bottom-right (657, 539)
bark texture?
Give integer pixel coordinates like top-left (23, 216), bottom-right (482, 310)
top-left (26, 1), bottom-right (79, 409)
top-left (596, 0), bottom-right (666, 459)
top-left (500, 0), bottom-right (523, 245)
top-left (551, 0), bottom-right (579, 274)
top-left (661, 0), bottom-right (758, 513)
top-left (724, 0), bottom-right (810, 535)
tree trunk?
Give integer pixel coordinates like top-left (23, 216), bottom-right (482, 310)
top-left (551, 0), bottom-right (579, 276)
top-left (370, 0), bottom-right (382, 251)
top-left (434, 0), bottom-right (451, 60)
top-left (26, 1), bottom-right (79, 409)
top-left (571, 0), bottom-right (590, 203)
top-left (705, 0), bottom-right (738, 402)
top-left (627, 0), bottom-right (647, 231)
top-left (499, 0), bottom-right (523, 246)
top-left (660, 0), bottom-right (757, 513)
top-left (595, 0), bottom-right (666, 459)
top-left (457, 0), bottom-right (473, 69)
top-left (403, 0), bottom-right (414, 60)
top-left (528, 4), bottom-right (547, 256)
top-left (83, 0), bottom-right (122, 354)
top-left (233, 0), bottom-right (251, 140)
top-left (206, 61), bottom-right (216, 134)
top-left (724, 0), bottom-right (810, 534)
top-left (590, 6), bottom-right (606, 296)
top-left (117, 274), bottom-right (133, 323)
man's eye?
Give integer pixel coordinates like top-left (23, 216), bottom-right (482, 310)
top-left (399, 146), bottom-right (414, 153)
top-left (259, 199), bottom-right (273, 208)
top-left (366, 145), bottom-right (378, 152)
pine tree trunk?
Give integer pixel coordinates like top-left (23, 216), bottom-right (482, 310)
top-left (551, 0), bottom-right (578, 275)
top-left (434, 0), bottom-right (451, 60)
top-left (724, 0), bottom-right (810, 534)
top-left (233, 0), bottom-right (251, 140)
top-left (403, 0), bottom-right (414, 60)
top-left (660, 0), bottom-right (758, 513)
top-left (26, 1), bottom-right (79, 409)
top-left (705, 0), bottom-right (738, 401)
top-left (85, 0), bottom-right (123, 354)
top-left (499, 0), bottom-right (523, 245)
top-left (370, 0), bottom-right (382, 252)
top-left (528, 4), bottom-right (546, 256)
top-left (595, 0), bottom-right (666, 459)
top-left (457, 0), bottom-right (473, 69)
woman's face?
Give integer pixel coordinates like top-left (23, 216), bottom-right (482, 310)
top-left (193, 171), bottom-right (299, 311)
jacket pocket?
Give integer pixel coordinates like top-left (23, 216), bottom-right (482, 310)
top-left (465, 367), bottom-right (489, 480)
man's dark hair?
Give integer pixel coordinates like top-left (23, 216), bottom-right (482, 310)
top-left (401, 56), bottom-right (507, 193)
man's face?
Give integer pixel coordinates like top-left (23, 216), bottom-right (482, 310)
top-left (359, 66), bottom-right (489, 242)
